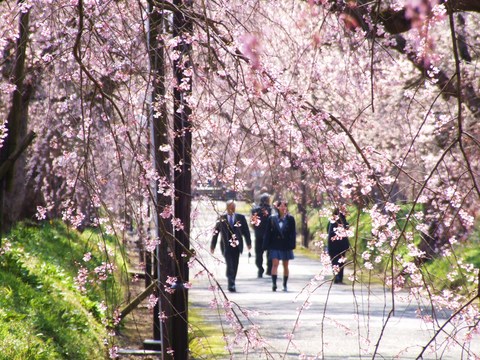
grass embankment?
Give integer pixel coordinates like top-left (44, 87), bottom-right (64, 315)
top-left (0, 219), bottom-right (226, 360)
top-left (0, 221), bottom-right (123, 360)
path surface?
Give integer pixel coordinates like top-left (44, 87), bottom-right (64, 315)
top-left (189, 200), bottom-right (480, 360)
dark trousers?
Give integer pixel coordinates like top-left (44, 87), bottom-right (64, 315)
top-left (225, 250), bottom-right (240, 288)
top-left (255, 238), bottom-right (272, 276)
top-left (330, 251), bottom-right (347, 283)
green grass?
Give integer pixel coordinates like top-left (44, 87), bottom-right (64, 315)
top-left (189, 306), bottom-right (228, 359)
top-left (423, 236), bottom-right (480, 292)
top-left (0, 221), bottom-right (124, 360)
top-left (0, 219), bottom-right (229, 360)
top-left (294, 245), bottom-right (320, 260)
top-left (235, 201), bottom-right (254, 215)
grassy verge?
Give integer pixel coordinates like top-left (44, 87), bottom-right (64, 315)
top-left (189, 306), bottom-right (228, 359)
top-left (0, 221), bottom-right (123, 360)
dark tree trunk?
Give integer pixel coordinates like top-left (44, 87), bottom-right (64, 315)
top-left (298, 170), bottom-right (310, 248)
top-left (0, 5), bottom-right (31, 237)
top-left (147, 1), bottom-right (175, 358)
top-left (171, 1), bottom-right (193, 359)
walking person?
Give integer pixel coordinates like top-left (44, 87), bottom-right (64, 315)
top-left (327, 207), bottom-right (350, 284)
top-left (211, 200), bottom-right (252, 292)
top-left (263, 200), bottom-right (296, 292)
top-left (251, 193), bottom-right (272, 278)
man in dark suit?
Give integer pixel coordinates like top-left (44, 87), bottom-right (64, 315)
top-left (211, 200), bottom-right (252, 292)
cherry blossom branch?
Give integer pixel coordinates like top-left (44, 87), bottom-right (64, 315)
top-left (416, 292), bottom-right (480, 359)
top-left (327, 0), bottom-right (480, 119)
top-left (304, 101), bottom-right (389, 204)
top-left (367, 137), bottom-right (460, 354)
top-left (71, 0), bottom-right (168, 228)
top-left (448, 9), bottom-right (480, 200)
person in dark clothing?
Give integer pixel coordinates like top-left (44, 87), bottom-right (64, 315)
top-left (263, 200), bottom-right (296, 292)
top-left (211, 200), bottom-right (252, 292)
top-left (251, 193), bottom-right (272, 278)
top-left (327, 208), bottom-right (350, 284)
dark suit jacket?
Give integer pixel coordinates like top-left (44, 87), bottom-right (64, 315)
top-left (211, 213), bottom-right (252, 255)
top-left (263, 214), bottom-right (296, 251)
top-left (327, 214), bottom-right (350, 258)
top-left (251, 204), bottom-right (272, 239)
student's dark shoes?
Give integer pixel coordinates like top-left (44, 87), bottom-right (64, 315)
top-left (271, 275), bottom-right (277, 291)
top-left (228, 286), bottom-right (236, 292)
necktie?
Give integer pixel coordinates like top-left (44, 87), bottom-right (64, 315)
top-left (229, 215), bottom-right (234, 227)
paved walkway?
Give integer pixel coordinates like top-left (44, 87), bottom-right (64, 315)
top-left (189, 200), bottom-right (480, 359)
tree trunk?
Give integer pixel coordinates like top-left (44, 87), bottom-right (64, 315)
top-left (148, 1), bottom-right (175, 358)
top-left (171, 1), bottom-right (193, 359)
top-left (299, 170), bottom-right (310, 248)
top-left (0, 5), bottom-right (31, 237)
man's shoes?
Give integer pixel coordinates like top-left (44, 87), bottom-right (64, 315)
top-left (228, 286), bottom-right (236, 292)
top-left (265, 271), bottom-right (271, 276)
top-left (272, 285), bottom-right (277, 292)
top-left (257, 272), bottom-right (263, 278)
top-left (282, 287), bottom-right (288, 292)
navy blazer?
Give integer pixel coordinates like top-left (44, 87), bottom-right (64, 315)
top-left (211, 213), bottom-right (252, 255)
top-left (251, 204), bottom-right (272, 238)
top-left (327, 214), bottom-right (350, 258)
top-left (263, 214), bottom-right (296, 251)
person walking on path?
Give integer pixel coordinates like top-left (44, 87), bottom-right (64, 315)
top-left (211, 200), bottom-right (252, 292)
top-left (251, 193), bottom-right (273, 278)
top-left (263, 200), bottom-right (296, 292)
top-left (327, 207), bottom-right (350, 284)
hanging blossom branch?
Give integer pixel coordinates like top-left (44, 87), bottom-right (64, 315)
top-left (447, 8), bottom-right (480, 200)
top-left (416, 283), bottom-right (480, 359)
top-left (71, 0), bottom-right (170, 226)
top-left (325, 0), bottom-right (480, 120)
